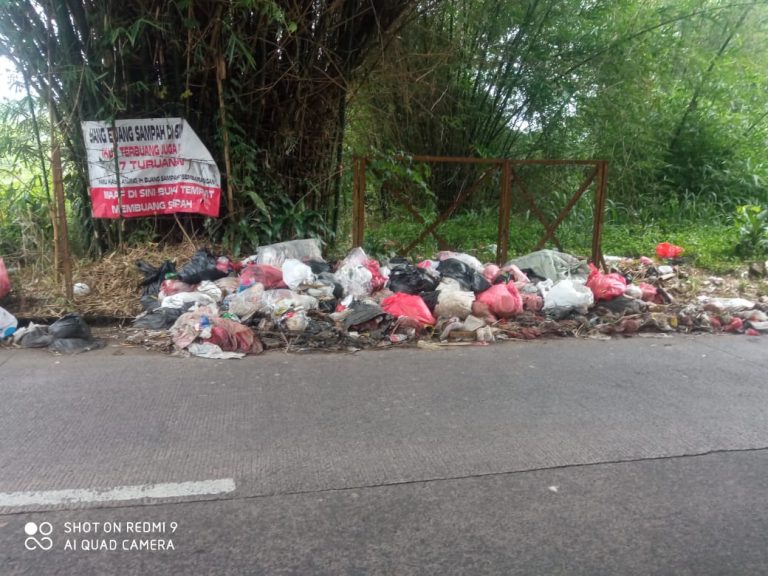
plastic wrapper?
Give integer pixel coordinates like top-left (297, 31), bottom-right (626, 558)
top-left (132, 307), bottom-right (184, 330)
top-left (335, 263), bottom-right (373, 297)
top-left (282, 259), bottom-right (315, 290)
top-left (13, 323), bottom-right (51, 348)
top-left (0, 257), bottom-right (10, 299)
top-left (586, 264), bottom-right (627, 301)
top-left (195, 280), bottom-right (223, 302)
top-left (239, 264), bottom-right (287, 289)
top-left (435, 289), bottom-right (475, 320)
top-left (159, 279), bottom-right (195, 299)
top-left (250, 239), bottom-right (323, 268)
top-left (226, 283), bottom-right (265, 319)
top-left (0, 305), bottom-right (18, 338)
top-left (542, 279), bottom-right (594, 312)
top-left (161, 291), bottom-right (218, 310)
top-left (381, 293), bottom-right (436, 327)
top-left (482, 264), bottom-right (500, 284)
top-left (436, 259), bottom-right (491, 293)
top-left (475, 283), bottom-right (522, 318)
top-left (435, 251), bottom-right (484, 273)
top-left (177, 248), bottom-right (229, 284)
top-left (259, 289), bottom-right (318, 315)
top-left (48, 338), bottom-right (104, 354)
top-left (214, 277), bottom-right (242, 298)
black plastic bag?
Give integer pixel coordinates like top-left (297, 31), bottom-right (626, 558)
top-left (16, 325), bottom-right (52, 348)
top-left (306, 259), bottom-right (331, 274)
top-left (177, 248), bottom-right (228, 284)
top-left (437, 259), bottom-right (491, 293)
top-left (420, 290), bottom-right (440, 312)
top-left (344, 302), bottom-right (385, 329)
top-left (49, 313), bottom-right (92, 340)
top-left (48, 338), bottom-right (104, 354)
top-left (387, 264), bottom-right (439, 294)
top-left (132, 307), bottom-right (184, 330)
top-left (140, 294), bottom-right (161, 312)
top-left (136, 259), bottom-right (176, 297)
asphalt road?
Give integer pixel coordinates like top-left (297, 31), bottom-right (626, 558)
top-left (0, 334), bottom-right (766, 574)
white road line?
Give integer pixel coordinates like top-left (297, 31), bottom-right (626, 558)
top-left (0, 478), bottom-right (236, 507)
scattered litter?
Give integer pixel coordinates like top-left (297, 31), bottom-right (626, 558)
top-left (0, 305), bottom-right (17, 339)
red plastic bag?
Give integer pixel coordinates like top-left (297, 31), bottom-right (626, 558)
top-left (639, 282), bottom-right (657, 302)
top-left (364, 259), bottom-right (387, 292)
top-left (381, 293), bottom-right (436, 326)
top-left (655, 242), bottom-right (684, 259)
top-left (239, 264), bottom-right (287, 289)
top-left (0, 257), bottom-right (10, 299)
top-left (475, 283), bottom-right (523, 317)
top-left (160, 279), bottom-right (195, 297)
top-left (586, 263), bottom-right (627, 301)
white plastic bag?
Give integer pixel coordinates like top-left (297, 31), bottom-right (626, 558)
top-left (282, 259), bottom-right (315, 290)
top-left (161, 291), bottom-right (218, 310)
top-left (259, 289), bottom-right (318, 315)
top-left (0, 306), bottom-right (18, 339)
top-left (226, 283), bottom-right (265, 319)
top-left (543, 279), bottom-right (594, 312)
top-left (247, 239), bottom-right (323, 268)
top-left (196, 280), bottom-right (224, 302)
top-left (435, 290), bottom-right (475, 320)
top-left (335, 264), bottom-right (373, 298)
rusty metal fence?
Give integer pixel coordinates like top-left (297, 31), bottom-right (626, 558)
top-left (352, 155), bottom-right (608, 266)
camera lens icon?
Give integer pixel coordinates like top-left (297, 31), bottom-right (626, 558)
top-left (24, 522), bottom-right (53, 551)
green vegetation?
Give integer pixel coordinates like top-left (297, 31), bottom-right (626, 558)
top-left (0, 1), bottom-right (766, 273)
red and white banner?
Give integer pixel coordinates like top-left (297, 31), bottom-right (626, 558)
top-left (81, 118), bottom-right (221, 218)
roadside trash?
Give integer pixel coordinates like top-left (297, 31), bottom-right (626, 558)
top-left (435, 289), bottom-right (475, 320)
top-left (699, 296), bottom-right (755, 313)
top-left (746, 328), bottom-right (760, 337)
top-left (16, 313), bottom-right (104, 353)
top-left (0, 305), bottom-right (17, 338)
top-left (437, 258), bottom-right (491, 293)
top-left (73, 282), bottom-right (90, 296)
top-left (506, 249), bottom-right (589, 282)
top-left (226, 283), bottom-right (265, 319)
top-left (13, 323), bottom-right (51, 347)
top-left (0, 257), bottom-right (10, 298)
top-left (196, 280), bottom-right (223, 302)
top-left (475, 283), bottom-right (522, 317)
top-left (343, 302), bottom-right (386, 330)
top-left (133, 306), bottom-right (185, 330)
top-left (381, 293), bottom-right (436, 327)
top-left (239, 264), bottom-right (286, 289)
top-left (137, 259), bottom-right (176, 297)
top-left (188, 342), bottom-right (244, 359)
top-left (388, 261), bottom-right (439, 294)
top-left (259, 289), bottom-right (318, 315)
top-left (49, 312), bottom-right (91, 340)
top-left (436, 251), bottom-right (484, 273)
top-left (586, 263), bottom-right (627, 301)
top-left (624, 285), bottom-right (643, 300)
top-left (542, 279), bottom-right (594, 313)
top-left (177, 248), bottom-right (229, 284)
top-left (249, 238), bottom-right (323, 268)
top-left (161, 291), bottom-right (218, 310)
top-left (159, 279), bottom-right (195, 298)
top-left (282, 259), bottom-right (315, 290)
top-left (656, 242), bottom-right (684, 259)
top-left (108, 240), bottom-right (768, 357)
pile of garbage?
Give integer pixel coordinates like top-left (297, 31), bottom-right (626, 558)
top-left (115, 239), bottom-right (767, 359)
